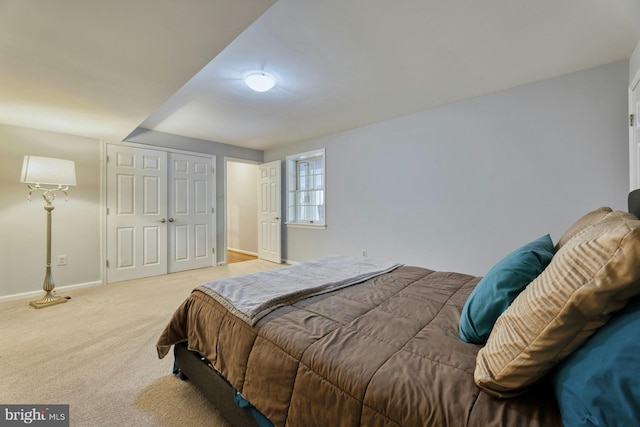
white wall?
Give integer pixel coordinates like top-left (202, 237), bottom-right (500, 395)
top-left (265, 60), bottom-right (630, 276)
top-left (226, 161), bottom-right (258, 254)
top-left (0, 124), bottom-right (101, 298)
top-left (630, 39), bottom-right (640, 85)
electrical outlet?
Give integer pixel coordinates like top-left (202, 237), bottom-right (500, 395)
top-left (57, 255), bottom-right (68, 266)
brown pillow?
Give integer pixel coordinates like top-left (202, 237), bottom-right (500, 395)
top-left (475, 210), bottom-right (640, 398)
top-left (554, 206), bottom-right (612, 250)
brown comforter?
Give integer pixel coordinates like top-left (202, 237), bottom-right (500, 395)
top-left (157, 266), bottom-right (561, 427)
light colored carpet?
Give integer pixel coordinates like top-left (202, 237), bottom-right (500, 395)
top-left (0, 260), bottom-right (283, 426)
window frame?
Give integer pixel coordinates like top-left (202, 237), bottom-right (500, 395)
top-left (285, 148), bottom-right (326, 229)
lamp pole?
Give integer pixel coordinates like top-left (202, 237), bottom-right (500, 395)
top-left (29, 186), bottom-right (68, 308)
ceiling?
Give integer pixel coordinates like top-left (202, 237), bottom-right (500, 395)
top-left (0, 0), bottom-right (275, 142)
top-left (2, 1), bottom-right (640, 152)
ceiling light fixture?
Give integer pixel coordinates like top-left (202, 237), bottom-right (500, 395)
top-left (244, 72), bottom-right (276, 92)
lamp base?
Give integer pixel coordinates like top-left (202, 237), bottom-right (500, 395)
top-left (29, 294), bottom-right (67, 309)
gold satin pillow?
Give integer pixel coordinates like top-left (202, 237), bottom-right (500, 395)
top-left (475, 210), bottom-right (640, 398)
top-left (554, 206), bottom-right (612, 250)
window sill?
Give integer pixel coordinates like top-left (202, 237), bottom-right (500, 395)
top-left (285, 222), bottom-right (327, 230)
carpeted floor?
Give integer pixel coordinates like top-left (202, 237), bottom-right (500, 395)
top-left (0, 260), bottom-right (283, 426)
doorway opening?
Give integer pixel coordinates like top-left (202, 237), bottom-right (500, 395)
top-left (225, 159), bottom-right (259, 264)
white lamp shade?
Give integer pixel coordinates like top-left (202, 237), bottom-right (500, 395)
top-left (244, 72), bottom-right (276, 92)
top-left (20, 155), bottom-right (77, 186)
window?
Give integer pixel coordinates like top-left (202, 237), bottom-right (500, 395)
top-left (286, 148), bottom-right (325, 228)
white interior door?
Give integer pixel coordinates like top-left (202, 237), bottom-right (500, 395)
top-left (258, 160), bottom-right (282, 263)
top-left (168, 153), bottom-right (215, 272)
top-left (106, 144), bottom-right (167, 282)
top-left (631, 78), bottom-right (640, 190)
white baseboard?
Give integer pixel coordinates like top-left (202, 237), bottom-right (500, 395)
top-left (227, 247), bottom-right (258, 257)
top-left (0, 280), bottom-right (103, 304)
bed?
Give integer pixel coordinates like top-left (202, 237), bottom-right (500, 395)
top-left (157, 191), bottom-right (640, 427)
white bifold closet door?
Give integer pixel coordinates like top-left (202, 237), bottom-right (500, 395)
top-left (167, 152), bottom-right (214, 273)
top-left (631, 77), bottom-right (640, 190)
top-left (106, 144), bottom-right (214, 283)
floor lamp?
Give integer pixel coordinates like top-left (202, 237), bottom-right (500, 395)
top-left (20, 155), bottom-right (76, 309)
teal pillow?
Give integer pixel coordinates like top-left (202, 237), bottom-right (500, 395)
top-left (459, 234), bottom-right (554, 344)
top-left (552, 296), bottom-right (640, 427)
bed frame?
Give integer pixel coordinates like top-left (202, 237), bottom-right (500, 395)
top-left (174, 342), bottom-right (259, 427)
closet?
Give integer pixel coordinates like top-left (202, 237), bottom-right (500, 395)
top-left (105, 143), bottom-right (215, 283)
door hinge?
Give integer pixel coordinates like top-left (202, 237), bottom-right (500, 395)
top-left (211, 207), bottom-right (215, 213)
top-left (106, 260), bottom-right (109, 268)
top-left (631, 114), bottom-right (635, 127)
top-left (212, 248), bottom-right (215, 254)
top-left (106, 155), bottom-right (109, 163)
top-left (106, 207), bottom-right (109, 215)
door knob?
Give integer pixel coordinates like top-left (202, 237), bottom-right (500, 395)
top-left (160, 218), bottom-right (166, 223)
top-left (275, 217), bottom-right (280, 220)
top-left (168, 218), bottom-right (175, 222)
